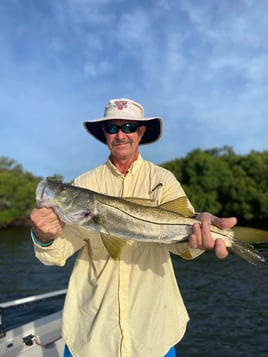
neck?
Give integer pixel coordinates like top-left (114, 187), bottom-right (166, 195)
top-left (110, 153), bottom-right (139, 175)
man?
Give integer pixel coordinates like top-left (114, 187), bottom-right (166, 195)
top-left (30, 98), bottom-right (236, 357)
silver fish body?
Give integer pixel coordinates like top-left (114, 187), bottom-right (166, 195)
top-left (36, 179), bottom-right (267, 266)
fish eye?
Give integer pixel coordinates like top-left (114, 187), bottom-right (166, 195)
top-left (84, 211), bottom-right (91, 218)
top-left (61, 184), bottom-right (67, 191)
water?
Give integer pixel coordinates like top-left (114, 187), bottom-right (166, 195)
top-left (0, 228), bottom-right (268, 356)
top-left (173, 252), bottom-right (268, 356)
top-left (0, 227), bottom-right (75, 331)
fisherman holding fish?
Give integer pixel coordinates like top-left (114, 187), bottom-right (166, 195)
top-left (30, 99), bottom-right (237, 357)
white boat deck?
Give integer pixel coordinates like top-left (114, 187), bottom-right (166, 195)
top-left (0, 291), bottom-right (66, 357)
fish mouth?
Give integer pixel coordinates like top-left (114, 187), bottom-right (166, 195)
top-left (36, 179), bottom-right (47, 207)
top-left (36, 179), bottom-right (56, 208)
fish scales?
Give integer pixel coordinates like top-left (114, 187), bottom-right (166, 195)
top-left (35, 179), bottom-right (267, 266)
top-left (93, 195), bottom-right (233, 244)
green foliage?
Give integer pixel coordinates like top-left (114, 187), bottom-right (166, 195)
top-left (1, 149), bottom-right (268, 228)
top-left (0, 157), bottom-right (63, 227)
top-left (161, 147), bottom-right (268, 227)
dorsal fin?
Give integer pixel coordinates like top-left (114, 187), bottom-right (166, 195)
top-left (124, 196), bottom-right (195, 217)
top-left (159, 197), bottom-right (195, 217)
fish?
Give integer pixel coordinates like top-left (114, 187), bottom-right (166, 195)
top-left (36, 178), bottom-right (268, 266)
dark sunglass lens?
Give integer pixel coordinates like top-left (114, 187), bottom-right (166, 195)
top-left (104, 123), bottom-right (117, 134)
top-left (122, 123), bottom-right (138, 133)
top-left (103, 123), bottom-right (138, 134)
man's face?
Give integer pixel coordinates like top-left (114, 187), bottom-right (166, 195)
top-left (103, 119), bottom-right (146, 161)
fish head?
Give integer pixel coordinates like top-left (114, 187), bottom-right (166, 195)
top-left (36, 179), bottom-right (95, 225)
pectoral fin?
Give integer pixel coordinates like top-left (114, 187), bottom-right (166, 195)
top-left (100, 233), bottom-right (126, 259)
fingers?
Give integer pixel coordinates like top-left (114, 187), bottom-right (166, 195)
top-left (196, 213), bottom-right (237, 229)
top-left (189, 221), bottom-right (214, 250)
top-left (30, 207), bottom-right (64, 242)
top-left (189, 214), bottom-right (236, 259)
top-left (211, 216), bottom-right (237, 230)
top-left (214, 239), bottom-right (229, 259)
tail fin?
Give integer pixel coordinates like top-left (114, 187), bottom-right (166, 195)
top-left (229, 238), bottom-right (267, 267)
top-left (233, 226), bottom-right (268, 244)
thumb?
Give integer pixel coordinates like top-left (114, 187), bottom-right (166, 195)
top-left (212, 216), bottom-right (237, 230)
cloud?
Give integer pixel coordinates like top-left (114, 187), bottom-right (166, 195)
top-left (1, 0), bottom-right (268, 180)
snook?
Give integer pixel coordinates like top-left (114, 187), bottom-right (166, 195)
top-left (36, 179), bottom-right (267, 266)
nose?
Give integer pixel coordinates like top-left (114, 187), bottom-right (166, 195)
top-left (115, 128), bottom-right (127, 139)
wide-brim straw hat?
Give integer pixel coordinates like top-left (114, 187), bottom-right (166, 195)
top-left (83, 98), bottom-right (162, 145)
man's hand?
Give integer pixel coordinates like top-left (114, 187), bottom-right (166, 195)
top-left (30, 207), bottom-right (64, 244)
top-left (189, 212), bottom-right (237, 259)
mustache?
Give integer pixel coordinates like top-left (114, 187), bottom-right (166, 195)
top-left (112, 139), bottom-right (132, 146)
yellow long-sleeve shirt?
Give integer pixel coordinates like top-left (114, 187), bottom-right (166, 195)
top-left (33, 155), bottom-right (204, 357)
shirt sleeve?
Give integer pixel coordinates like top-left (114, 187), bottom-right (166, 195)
top-left (33, 226), bottom-right (86, 267)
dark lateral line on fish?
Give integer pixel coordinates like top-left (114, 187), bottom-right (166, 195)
top-left (151, 183), bottom-right (163, 192)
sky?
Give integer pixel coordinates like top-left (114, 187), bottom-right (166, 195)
top-left (1, 0), bottom-right (268, 181)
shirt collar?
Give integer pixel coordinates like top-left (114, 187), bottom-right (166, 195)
top-left (106, 154), bottom-right (144, 177)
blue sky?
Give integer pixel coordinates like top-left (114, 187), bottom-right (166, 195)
top-left (1, 0), bottom-right (268, 181)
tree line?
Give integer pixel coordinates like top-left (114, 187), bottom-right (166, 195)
top-left (162, 146), bottom-right (268, 229)
top-left (0, 147), bottom-right (267, 228)
top-left (0, 157), bottom-right (62, 228)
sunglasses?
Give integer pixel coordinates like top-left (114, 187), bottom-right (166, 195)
top-left (103, 122), bottom-right (140, 134)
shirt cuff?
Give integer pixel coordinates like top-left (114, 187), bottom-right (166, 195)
top-left (31, 229), bottom-right (54, 247)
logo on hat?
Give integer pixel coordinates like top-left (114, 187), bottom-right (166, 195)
top-left (113, 100), bottom-right (128, 110)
